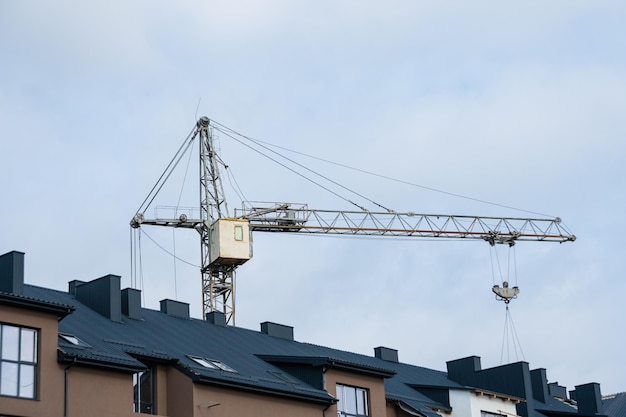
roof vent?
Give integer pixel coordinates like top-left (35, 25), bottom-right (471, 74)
top-left (374, 346), bottom-right (399, 363)
top-left (573, 383), bottom-right (602, 415)
top-left (160, 299), bottom-right (190, 319)
top-left (0, 251), bottom-right (25, 295)
top-left (530, 368), bottom-right (549, 403)
top-left (68, 280), bottom-right (85, 296)
top-left (548, 382), bottom-right (568, 399)
top-left (74, 274), bottom-right (122, 322)
top-left (260, 321), bottom-right (294, 341)
top-left (121, 288), bottom-right (142, 320)
top-left (206, 311), bottom-right (226, 326)
top-left (446, 356), bottom-right (482, 387)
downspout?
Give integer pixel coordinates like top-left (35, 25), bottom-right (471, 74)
top-left (64, 358), bottom-right (76, 417)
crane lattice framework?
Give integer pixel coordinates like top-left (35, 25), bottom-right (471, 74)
top-left (131, 117), bottom-right (576, 325)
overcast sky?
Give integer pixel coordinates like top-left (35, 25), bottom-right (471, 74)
top-left (1, 1), bottom-right (625, 395)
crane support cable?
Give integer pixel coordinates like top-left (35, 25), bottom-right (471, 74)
top-left (135, 124), bottom-right (199, 216)
top-left (212, 120), bottom-right (558, 219)
top-left (212, 123), bottom-right (392, 212)
top-left (212, 128), bottom-right (365, 211)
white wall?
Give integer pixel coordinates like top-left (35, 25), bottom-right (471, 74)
top-left (449, 389), bottom-right (519, 417)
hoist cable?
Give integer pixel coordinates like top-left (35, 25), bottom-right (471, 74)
top-left (130, 227), bottom-right (135, 289)
top-left (212, 122), bottom-right (391, 212)
top-left (493, 246), bottom-right (504, 283)
top-left (513, 246), bottom-right (518, 287)
top-left (172, 229), bottom-right (178, 300)
top-left (489, 247), bottom-right (497, 286)
top-left (500, 306), bottom-right (525, 364)
top-left (169, 141), bottom-right (196, 301)
top-left (138, 230), bottom-right (145, 306)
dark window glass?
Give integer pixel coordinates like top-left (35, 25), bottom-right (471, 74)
top-left (133, 367), bottom-right (154, 414)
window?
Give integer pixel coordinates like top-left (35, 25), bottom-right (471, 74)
top-left (0, 324), bottom-right (38, 399)
top-left (336, 384), bottom-right (369, 417)
top-left (481, 412), bottom-right (506, 417)
top-left (234, 225), bottom-right (244, 241)
top-left (188, 355), bottom-right (237, 372)
top-left (59, 333), bottom-right (90, 347)
top-left (133, 367), bottom-right (154, 414)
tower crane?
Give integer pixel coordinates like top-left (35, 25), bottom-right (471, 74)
top-left (130, 117), bottom-right (576, 325)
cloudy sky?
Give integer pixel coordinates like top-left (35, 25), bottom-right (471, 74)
top-left (2, 1), bottom-right (625, 395)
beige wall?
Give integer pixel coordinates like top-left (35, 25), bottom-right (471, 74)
top-left (0, 304), bottom-right (65, 417)
top-left (325, 368), bottom-right (388, 417)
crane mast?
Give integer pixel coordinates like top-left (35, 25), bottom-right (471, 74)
top-left (197, 117), bottom-right (236, 324)
top-left (131, 117), bottom-right (576, 325)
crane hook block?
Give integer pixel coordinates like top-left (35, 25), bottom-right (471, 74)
top-left (492, 281), bottom-right (520, 304)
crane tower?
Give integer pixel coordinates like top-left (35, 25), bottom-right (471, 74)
top-left (131, 117), bottom-right (576, 325)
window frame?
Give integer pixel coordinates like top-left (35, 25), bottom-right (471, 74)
top-left (0, 323), bottom-right (39, 400)
top-left (234, 225), bottom-right (244, 241)
top-left (336, 383), bottom-right (369, 417)
top-left (133, 365), bottom-right (155, 414)
top-left (481, 412), bottom-right (507, 417)
top-left (188, 355), bottom-right (237, 373)
top-left (59, 332), bottom-right (91, 347)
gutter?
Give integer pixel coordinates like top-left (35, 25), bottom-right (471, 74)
top-left (57, 350), bottom-right (145, 373)
top-left (193, 372), bottom-right (335, 406)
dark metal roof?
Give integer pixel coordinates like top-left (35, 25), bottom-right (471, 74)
top-left (604, 393), bottom-right (626, 417)
top-left (532, 396), bottom-right (580, 416)
top-left (388, 394), bottom-right (449, 417)
top-left (257, 354), bottom-right (397, 378)
top-left (19, 283), bottom-right (550, 413)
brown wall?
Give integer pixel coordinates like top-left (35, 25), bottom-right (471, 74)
top-left (165, 366), bottom-right (195, 417)
top-left (65, 366), bottom-right (136, 417)
top-left (325, 368), bottom-right (388, 417)
top-left (154, 364), bottom-right (169, 415)
top-left (0, 304), bottom-right (65, 417)
top-left (189, 383), bottom-right (327, 417)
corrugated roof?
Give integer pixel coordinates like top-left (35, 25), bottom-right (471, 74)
top-left (604, 393), bottom-right (626, 417)
top-left (18, 284), bottom-right (515, 413)
top-left (532, 396), bottom-right (580, 415)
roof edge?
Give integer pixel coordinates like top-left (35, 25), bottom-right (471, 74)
top-left (257, 354), bottom-right (396, 378)
top-left (57, 349), bottom-right (145, 373)
top-left (0, 291), bottom-right (75, 318)
top-left (177, 365), bottom-right (335, 406)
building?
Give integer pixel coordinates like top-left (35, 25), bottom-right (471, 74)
top-left (0, 250), bottom-right (615, 417)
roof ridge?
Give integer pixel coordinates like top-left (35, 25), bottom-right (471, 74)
top-left (25, 283), bottom-right (72, 295)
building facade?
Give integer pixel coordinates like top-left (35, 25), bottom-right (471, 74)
top-left (0, 250), bottom-right (615, 417)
